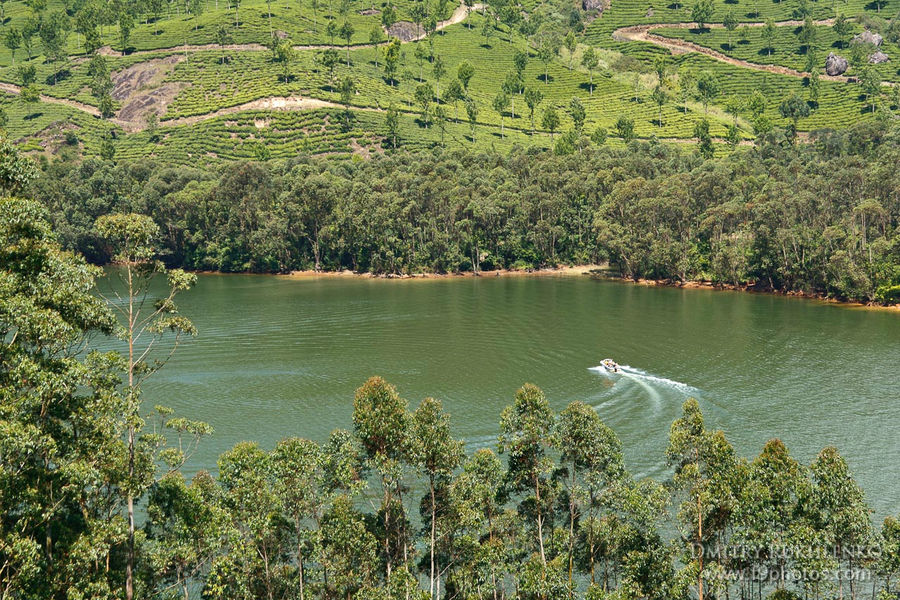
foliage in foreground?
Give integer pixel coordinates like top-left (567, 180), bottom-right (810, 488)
top-left (3, 190), bottom-right (900, 600)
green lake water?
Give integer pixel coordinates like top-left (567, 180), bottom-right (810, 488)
top-left (133, 274), bottom-right (900, 517)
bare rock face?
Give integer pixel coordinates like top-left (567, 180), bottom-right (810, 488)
top-left (825, 52), bottom-right (849, 76)
top-left (870, 51), bottom-right (890, 64)
top-left (385, 21), bottom-right (424, 41)
top-left (852, 30), bottom-right (883, 47)
top-left (582, 0), bottom-right (605, 11)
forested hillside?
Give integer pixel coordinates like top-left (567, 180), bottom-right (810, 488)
top-left (30, 122), bottom-right (900, 302)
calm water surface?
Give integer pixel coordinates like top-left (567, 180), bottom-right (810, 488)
top-left (134, 274), bottom-right (900, 517)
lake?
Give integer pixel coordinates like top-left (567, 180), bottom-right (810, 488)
top-left (133, 273), bottom-right (900, 517)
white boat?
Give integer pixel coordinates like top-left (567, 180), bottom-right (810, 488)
top-left (600, 359), bottom-right (619, 373)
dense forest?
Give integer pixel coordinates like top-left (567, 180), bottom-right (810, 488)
top-left (2, 189), bottom-right (900, 600)
top-left (31, 121), bottom-right (900, 303)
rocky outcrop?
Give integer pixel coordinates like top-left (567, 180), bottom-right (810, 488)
top-left (825, 52), bottom-right (849, 76)
top-left (852, 30), bottom-right (883, 47)
top-left (582, 0), bottom-right (605, 11)
top-left (385, 21), bottom-right (424, 41)
top-left (870, 51), bottom-right (890, 64)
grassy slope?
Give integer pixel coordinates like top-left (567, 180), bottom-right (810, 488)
top-left (0, 0), bottom-right (891, 158)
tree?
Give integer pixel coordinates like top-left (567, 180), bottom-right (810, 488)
top-left (340, 75), bottom-right (356, 127)
top-left (763, 19), bottom-right (776, 56)
top-left (276, 39), bottom-right (295, 83)
top-left (798, 16), bottom-right (817, 53)
top-left (569, 96), bottom-right (586, 135)
top-left (326, 19), bottom-right (337, 44)
top-left (339, 20), bottom-right (354, 65)
top-left (541, 105), bottom-right (560, 139)
top-left (416, 82), bottom-right (434, 127)
top-left (94, 214), bottom-right (198, 600)
top-left (4, 27), bottom-right (20, 65)
top-left (615, 115), bottom-right (635, 142)
top-left (514, 49), bottom-right (528, 79)
top-left (582, 46), bottom-right (599, 96)
top-left (691, 0), bottom-right (714, 30)
top-left (352, 376), bottom-right (411, 579)
top-left (216, 24), bottom-right (231, 64)
top-left (564, 30), bottom-right (576, 69)
top-left (481, 15), bottom-right (494, 46)
top-left (502, 72), bottom-right (522, 119)
top-left (410, 398), bottom-right (464, 600)
top-left (370, 27), bottom-right (385, 67)
top-left (678, 68), bottom-right (695, 113)
top-left (651, 85), bottom-right (668, 127)
top-left (723, 11), bottom-right (738, 49)
top-left (525, 86), bottom-right (543, 133)
top-left (320, 47), bottom-right (340, 84)
top-left (230, 0), bottom-right (241, 25)
top-left (433, 54), bottom-right (446, 101)
top-left (384, 38), bottom-right (401, 86)
top-left (537, 39), bottom-right (555, 84)
top-left (457, 60), bottom-right (475, 95)
top-left (493, 90), bottom-right (510, 137)
top-left (779, 92), bottom-right (809, 133)
top-left (695, 70), bottom-right (720, 113)
top-left (807, 69), bottom-right (820, 106)
top-left (466, 97), bottom-right (478, 141)
top-left (666, 399), bottom-right (737, 600)
top-left (833, 14), bottom-right (851, 49)
top-left (0, 198), bottom-right (140, 600)
top-left (445, 78), bottom-right (464, 121)
top-left (499, 384), bottom-right (556, 565)
top-left (385, 103), bottom-right (400, 147)
top-left (554, 401), bottom-right (624, 587)
top-left (40, 10), bottom-right (70, 83)
top-left (859, 67), bottom-right (881, 113)
top-left (434, 104), bottom-right (448, 146)
top-left (694, 118), bottom-right (713, 157)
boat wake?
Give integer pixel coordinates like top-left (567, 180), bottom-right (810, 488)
top-left (589, 364), bottom-right (698, 396)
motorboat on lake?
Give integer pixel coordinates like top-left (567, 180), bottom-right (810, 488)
top-left (600, 359), bottom-right (619, 373)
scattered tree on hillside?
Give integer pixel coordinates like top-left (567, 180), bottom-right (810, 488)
top-left (525, 86), bottom-right (543, 133)
top-left (582, 47), bottom-right (598, 96)
top-left (541, 105), bottom-right (560, 138)
top-left (691, 0), bottom-right (714, 31)
top-left (615, 115), bottom-right (635, 142)
top-left (763, 19), bottom-right (776, 55)
top-left (457, 60), bottom-right (475, 94)
top-left (340, 21), bottom-right (354, 65)
top-left (493, 90), bottom-right (510, 137)
top-left (695, 71), bottom-right (720, 113)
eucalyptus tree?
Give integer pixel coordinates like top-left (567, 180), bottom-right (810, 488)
top-left (525, 87), bottom-right (543, 133)
top-left (0, 197), bottom-right (127, 599)
top-left (735, 439), bottom-right (808, 595)
top-left (445, 78), bottom-right (464, 121)
top-left (493, 90), bottom-right (510, 137)
top-left (499, 384), bottom-right (557, 566)
top-left (410, 398), bottom-right (464, 599)
top-left (502, 72), bottom-right (522, 119)
top-left (542, 106), bottom-right (560, 139)
top-left (339, 21), bottom-right (354, 65)
top-left (569, 97), bottom-right (586, 136)
top-left (582, 47), bottom-right (598, 96)
top-left (666, 398), bottom-right (740, 600)
top-left (433, 54), bottom-right (446, 101)
top-left (352, 376), bottom-right (412, 579)
top-left (466, 98), bottom-right (478, 141)
top-left (457, 61), bottom-right (475, 95)
top-left (808, 447), bottom-right (872, 600)
top-left (321, 495), bottom-right (380, 598)
top-left (95, 213), bottom-right (197, 600)
top-left (448, 449), bottom-right (508, 600)
top-left (554, 401), bottom-right (624, 588)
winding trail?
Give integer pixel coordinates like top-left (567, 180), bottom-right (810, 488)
top-left (98, 2), bottom-right (485, 58)
top-left (611, 18), bottom-right (861, 82)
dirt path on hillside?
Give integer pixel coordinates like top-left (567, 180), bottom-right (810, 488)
top-left (161, 95), bottom-right (382, 126)
top-left (98, 1), bottom-right (485, 58)
top-left (611, 19), bottom-right (862, 82)
top-left (0, 81), bottom-right (138, 129)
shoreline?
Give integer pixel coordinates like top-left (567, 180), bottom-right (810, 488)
top-left (278, 265), bottom-right (900, 311)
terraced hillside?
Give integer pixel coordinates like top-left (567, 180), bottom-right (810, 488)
top-left (0, 0), bottom-right (896, 160)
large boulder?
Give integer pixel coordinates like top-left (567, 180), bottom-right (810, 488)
top-left (385, 21), bottom-right (424, 42)
top-left (852, 30), bottom-right (883, 47)
top-left (870, 51), bottom-right (890, 64)
top-left (825, 53), bottom-right (849, 76)
top-left (583, 0), bottom-right (605, 11)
